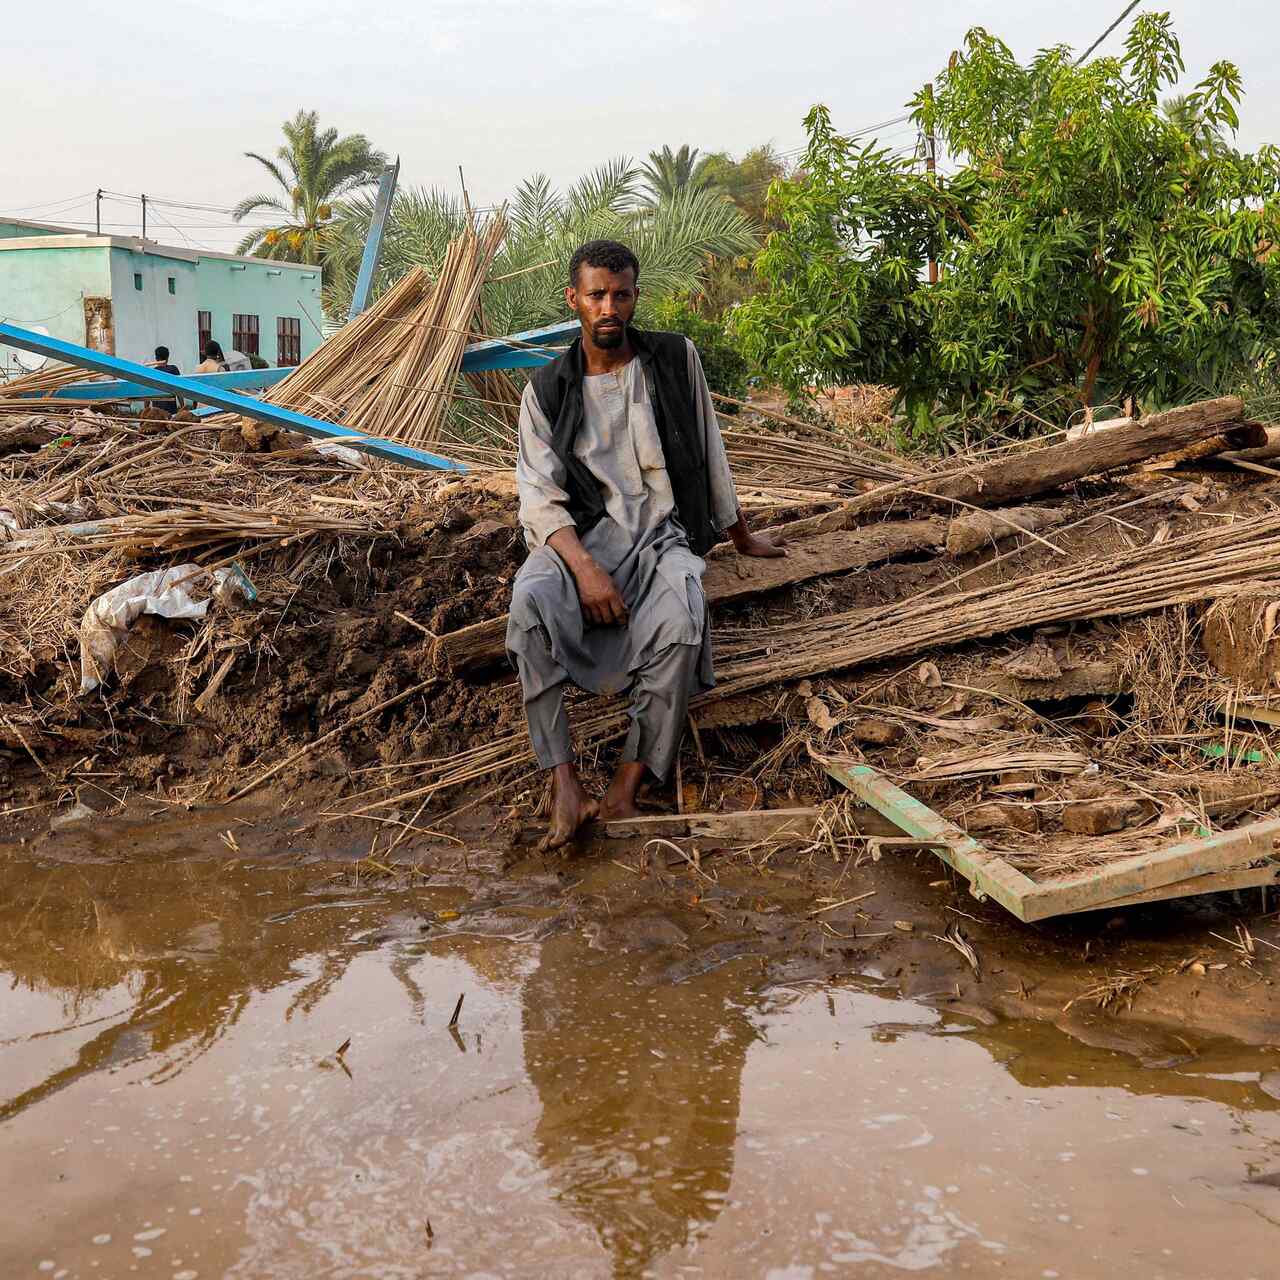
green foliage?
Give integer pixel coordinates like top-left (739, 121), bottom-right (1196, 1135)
top-left (233, 110), bottom-right (386, 266)
top-left (699, 144), bottom-right (794, 230)
top-left (652, 295), bottom-right (752, 405)
top-left (640, 144), bottom-right (715, 205)
top-left (323, 159), bottom-right (759, 332)
top-left (1162, 93), bottom-right (1231, 156)
top-left (734, 15), bottom-right (1280, 435)
top-left (695, 144), bottom-right (797, 314)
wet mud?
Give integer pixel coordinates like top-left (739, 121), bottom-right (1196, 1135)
top-left (6, 807), bottom-right (1280, 1277)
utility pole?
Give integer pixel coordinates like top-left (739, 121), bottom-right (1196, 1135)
top-left (95, 188), bottom-right (102, 235)
top-left (925, 82), bottom-right (938, 285)
top-left (141, 193), bottom-right (147, 241)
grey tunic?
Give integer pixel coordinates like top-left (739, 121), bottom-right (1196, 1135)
top-left (506, 340), bottom-right (738, 777)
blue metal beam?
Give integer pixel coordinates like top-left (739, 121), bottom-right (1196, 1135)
top-left (0, 323), bottom-right (466, 473)
top-left (40, 366), bottom-right (292, 401)
top-left (347, 158), bottom-right (400, 323)
top-left (460, 319), bottom-right (579, 371)
top-left (38, 318), bottom-right (579, 402)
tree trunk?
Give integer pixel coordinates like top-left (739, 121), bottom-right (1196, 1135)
top-left (773, 395), bottom-right (1245, 539)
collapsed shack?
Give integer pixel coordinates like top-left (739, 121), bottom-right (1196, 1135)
top-left (7, 367), bottom-right (1280, 928)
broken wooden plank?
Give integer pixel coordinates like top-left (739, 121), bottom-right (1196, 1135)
top-left (1140, 422), bottom-right (1267, 471)
top-left (966, 659), bottom-right (1130, 702)
top-left (602, 807), bottom-right (819, 842)
top-left (1058, 861), bottom-right (1280, 913)
top-left (1222, 426), bottom-right (1280, 463)
top-left (1216, 700), bottom-right (1280, 730)
top-left (822, 755), bottom-right (1042, 920)
top-left (433, 517), bottom-right (947, 674)
top-left (826, 754), bottom-right (1280, 922)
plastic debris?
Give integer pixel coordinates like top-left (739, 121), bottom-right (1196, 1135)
top-left (79, 565), bottom-right (252, 694)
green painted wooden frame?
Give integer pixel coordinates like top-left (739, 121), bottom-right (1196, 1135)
top-left (823, 755), bottom-right (1280, 922)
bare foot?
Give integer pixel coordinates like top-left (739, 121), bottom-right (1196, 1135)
top-left (538, 764), bottom-right (598, 851)
top-left (598, 761), bottom-right (647, 822)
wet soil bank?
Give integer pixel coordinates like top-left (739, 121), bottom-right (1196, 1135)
top-left (5, 803), bottom-right (1280, 1276)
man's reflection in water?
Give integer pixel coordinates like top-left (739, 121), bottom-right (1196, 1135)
top-left (521, 928), bottom-right (763, 1276)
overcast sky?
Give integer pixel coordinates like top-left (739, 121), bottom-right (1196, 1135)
top-left (3, 1), bottom-right (1277, 254)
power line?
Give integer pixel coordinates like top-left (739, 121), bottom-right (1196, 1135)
top-left (0, 191), bottom-right (95, 216)
top-left (1075, 0), bottom-right (1141, 65)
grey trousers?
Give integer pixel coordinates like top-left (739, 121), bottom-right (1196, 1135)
top-left (521, 639), bottom-right (700, 781)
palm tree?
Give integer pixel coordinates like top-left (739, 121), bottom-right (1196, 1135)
top-left (639, 144), bottom-right (715, 205)
top-left (1162, 94), bottom-right (1230, 156)
top-left (232, 110), bottom-right (387, 265)
top-left (322, 157), bottom-right (759, 333)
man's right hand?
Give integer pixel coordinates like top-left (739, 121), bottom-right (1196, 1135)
top-left (572, 557), bottom-right (628, 626)
top-left (546, 527), bottom-right (628, 626)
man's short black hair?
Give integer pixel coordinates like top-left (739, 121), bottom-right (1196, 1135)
top-left (569, 239), bottom-right (640, 288)
top-left (155, 345), bottom-right (169, 361)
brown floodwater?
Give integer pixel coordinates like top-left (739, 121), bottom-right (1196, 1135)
top-left (5, 847), bottom-right (1280, 1279)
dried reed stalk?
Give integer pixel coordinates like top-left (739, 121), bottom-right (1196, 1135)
top-left (0, 362), bottom-right (95, 399)
top-left (352, 509), bottom-right (1280, 813)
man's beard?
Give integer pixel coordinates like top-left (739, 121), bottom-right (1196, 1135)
top-left (592, 320), bottom-right (625, 348)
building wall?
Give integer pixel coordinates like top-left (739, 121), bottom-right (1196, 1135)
top-left (107, 250), bottom-right (200, 368)
top-left (0, 243), bottom-right (113, 378)
top-left (189, 255), bottom-right (323, 370)
top-left (0, 233), bottom-right (325, 380)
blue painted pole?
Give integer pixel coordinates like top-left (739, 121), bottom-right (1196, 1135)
top-left (0, 322), bottom-right (467, 473)
top-left (347, 158), bottom-right (400, 323)
top-left (42, 366), bottom-right (293, 401)
top-left (42, 318), bottom-right (579, 402)
top-left (459, 319), bottom-right (579, 371)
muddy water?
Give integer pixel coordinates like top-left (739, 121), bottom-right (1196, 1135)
top-left (5, 852), bottom-right (1280, 1278)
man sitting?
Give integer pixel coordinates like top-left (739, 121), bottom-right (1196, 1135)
top-left (507, 239), bottom-right (784, 849)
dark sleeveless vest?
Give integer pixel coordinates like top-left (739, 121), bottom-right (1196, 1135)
top-left (528, 326), bottom-right (718, 556)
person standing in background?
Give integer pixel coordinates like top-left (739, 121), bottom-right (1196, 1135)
top-left (150, 344), bottom-right (180, 414)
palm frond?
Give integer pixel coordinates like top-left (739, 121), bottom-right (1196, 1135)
top-left (231, 193), bottom-right (291, 222)
top-left (563, 157), bottom-right (641, 222)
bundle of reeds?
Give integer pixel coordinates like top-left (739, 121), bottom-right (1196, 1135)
top-left (719, 421), bottom-right (914, 489)
top-left (262, 216), bottom-right (508, 447)
top-left (0, 362), bottom-right (94, 399)
top-left (705, 511), bottom-right (1280, 709)
top-left (347, 509), bottom-right (1280, 814)
top-left (4, 501), bottom-right (381, 561)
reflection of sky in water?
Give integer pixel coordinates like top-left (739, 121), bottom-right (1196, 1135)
top-left (3, 858), bottom-right (1280, 1278)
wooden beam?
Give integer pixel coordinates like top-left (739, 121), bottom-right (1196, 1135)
top-left (433, 517), bottom-right (948, 674)
top-left (602, 807), bottom-right (819, 841)
top-left (774, 396), bottom-right (1245, 539)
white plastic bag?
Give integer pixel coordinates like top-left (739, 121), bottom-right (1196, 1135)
top-left (78, 565), bottom-right (249, 694)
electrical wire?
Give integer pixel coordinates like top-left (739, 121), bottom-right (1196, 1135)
top-left (0, 191), bottom-right (95, 216)
top-left (1074, 0), bottom-right (1141, 65)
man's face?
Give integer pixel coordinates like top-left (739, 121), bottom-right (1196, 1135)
top-left (566, 265), bottom-right (638, 349)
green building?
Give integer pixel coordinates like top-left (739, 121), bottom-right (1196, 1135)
top-left (0, 217), bottom-right (323, 380)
